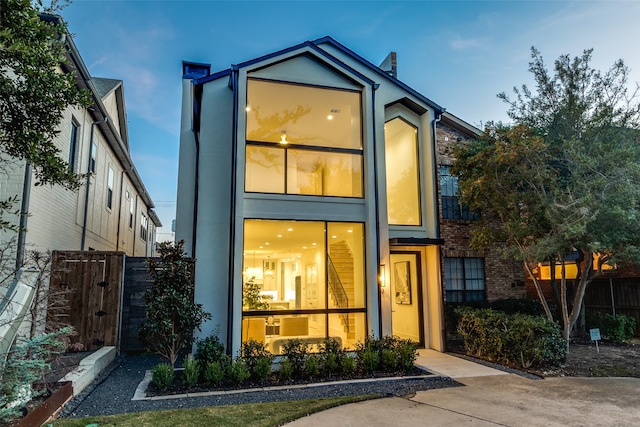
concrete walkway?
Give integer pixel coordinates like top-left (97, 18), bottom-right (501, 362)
top-left (286, 351), bottom-right (640, 426)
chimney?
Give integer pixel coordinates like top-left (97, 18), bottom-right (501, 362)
top-left (379, 52), bottom-right (397, 79)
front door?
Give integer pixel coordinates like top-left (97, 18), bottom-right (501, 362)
top-left (390, 252), bottom-right (423, 345)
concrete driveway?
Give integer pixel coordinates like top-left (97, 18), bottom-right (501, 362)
top-left (287, 352), bottom-right (640, 427)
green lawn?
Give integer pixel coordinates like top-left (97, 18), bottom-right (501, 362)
top-left (46, 395), bottom-right (381, 427)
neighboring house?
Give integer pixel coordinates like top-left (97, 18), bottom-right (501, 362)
top-left (435, 113), bottom-right (526, 305)
top-left (0, 19), bottom-right (161, 274)
top-left (177, 37), bottom-right (448, 355)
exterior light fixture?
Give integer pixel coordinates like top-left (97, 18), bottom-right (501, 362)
top-left (280, 131), bottom-right (288, 144)
top-left (378, 265), bottom-right (386, 287)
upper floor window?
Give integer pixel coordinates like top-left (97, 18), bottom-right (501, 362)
top-left (384, 117), bottom-right (421, 225)
top-left (140, 213), bottom-right (148, 241)
top-left (245, 79), bottom-right (363, 198)
top-left (69, 121), bottom-right (79, 172)
top-left (89, 142), bottom-right (97, 173)
top-left (440, 165), bottom-right (478, 220)
top-left (444, 257), bottom-right (485, 303)
top-left (129, 193), bottom-right (135, 228)
top-left (106, 166), bottom-right (114, 210)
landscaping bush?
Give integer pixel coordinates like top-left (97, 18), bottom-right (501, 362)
top-left (240, 339), bottom-right (274, 381)
top-left (152, 363), bottom-right (174, 390)
top-left (380, 348), bottom-right (397, 372)
top-left (587, 313), bottom-right (637, 343)
top-left (489, 298), bottom-right (545, 316)
top-left (342, 355), bottom-right (356, 375)
top-left (305, 355), bottom-right (320, 378)
top-left (194, 334), bottom-right (226, 366)
top-left (227, 359), bottom-right (251, 384)
top-left (203, 361), bottom-right (225, 385)
top-left (455, 306), bottom-right (566, 368)
top-left (395, 338), bottom-right (419, 374)
top-left (182, 357), bottom-right (200, 388)
top-left (278, 359), bottom-right (293, 381)
top-left (319, 338), bottom-right (344, 377)
top-left (281, 338), bottom-right (309, 378)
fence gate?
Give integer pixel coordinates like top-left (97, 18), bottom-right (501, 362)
top-left (48, 251), bottom-right (124, 351)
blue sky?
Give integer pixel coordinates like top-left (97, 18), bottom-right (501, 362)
top-left (61, 0), bottom-right (640, 242)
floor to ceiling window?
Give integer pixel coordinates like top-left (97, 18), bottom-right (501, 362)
top-left (242, 219), bottom-right (366, 353)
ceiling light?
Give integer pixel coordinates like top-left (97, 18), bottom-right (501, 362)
top-left (347, 229), bottom-right (353, 233)
top-left (277, 234), bottom-right (282, 238)
top-left (280, 131), bottom-right (288, 144)
top-left (332, 235), bottom-right (337, 238)
top-left (327, 114), bottom-right (333, 120)
top-left (245, 106), bottom-right (251, 112)
top-left (287, 228), bottom-right (293, 231)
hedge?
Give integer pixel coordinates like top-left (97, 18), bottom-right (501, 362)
top-left (455, 306), bottom-right (566, 369)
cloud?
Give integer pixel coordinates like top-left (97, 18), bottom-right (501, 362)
top-left (449, 35), bottom-right (483, 50)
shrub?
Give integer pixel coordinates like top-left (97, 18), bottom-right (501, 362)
top-left (182, 357), bottom-right (200, 388)
top-left (354, 333), bottom-right (382, 372)
top-left (281, 338), bottom-right (309, 377)
top-left (203, 361), bottom-right (225, 385)
top-left (342, 355), bottom-right (356, 375)
top-left (489, 298), bottom-right (545, 316)
top-left (240, 339), bottom-right (274, 380)
top-left (319, 338), bottom-right (343, 377)
top-left (395, 339), bottom-right (419, 374)
top-left (152, 363), bottom-right (174, 390)
top-left (278, 359), bottom-right (293, 381)
top-left (194, 334), bottom-right (226, 366)
top-left (587, 313), bottom-right (636, 343)
top-left (455, 306), bottom-right (566, 368)
top-left (305, 355), bottom-right (320, 378)
top-left (380, 348), bottom-right (397, 372)
top-left (359, 349), bottom-right (379, 373)
top-left (227, 359), bottom-right (250, 384)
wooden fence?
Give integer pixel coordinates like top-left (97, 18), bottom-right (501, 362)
top-left (47, 251), bottom-right (124, 351)
top-left (584, 278), bottom-right (640, 336)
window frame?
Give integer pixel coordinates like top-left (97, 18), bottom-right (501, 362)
top-left (106, 166), bottom-right (114, 210)
top-left (244, 78), bottom-right (364, 198)
top-left (140, 213), bottom-right (148, 241)
top-left (68, 120), bottom-right (80, 172)
top-left (439, 165), bottom-right (478, 220)
top-left (444, 257), bottom-right (486, 303)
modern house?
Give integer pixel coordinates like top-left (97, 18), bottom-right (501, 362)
top-left (0, 16), bottom-right (161, 273)
top-left (177, 37), bottom-right (451, 355)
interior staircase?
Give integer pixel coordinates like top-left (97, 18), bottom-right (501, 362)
top-left (328, 241), bottom-right (356, 339)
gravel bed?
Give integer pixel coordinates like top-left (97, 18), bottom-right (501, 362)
top-left (60, 355), bottom-right (461, 418)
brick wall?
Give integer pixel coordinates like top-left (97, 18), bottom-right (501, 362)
top-left (436, 121), bottom-right (526, 302)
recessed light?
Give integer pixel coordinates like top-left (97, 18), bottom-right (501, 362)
top-left (327, 114), bottom-right (333, 120)
top-left (347, 229), bottom-right (353, 233)
top-left (277, 234), bottom-right (282, 238)
top-left (245, 106), bottom-right (251, 112)
top-left (287, 228), bottom-right (293, 231)
top-left (312, 243), bottom-right (317, 246)
top-left (303, 246), bottom-right (307, 249)
top-left (332, 235), bottom-right (337, 238)
top-left (265, 242), bottom-right (270, 245)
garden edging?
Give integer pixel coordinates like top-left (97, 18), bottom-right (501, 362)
top-left (132, 369), bottom-right (444, 401)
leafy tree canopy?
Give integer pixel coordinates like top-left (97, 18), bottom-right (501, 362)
top-left (452, 48), bottom-right (640, 341)
top-left (0, 0), bottom-right (91, 189)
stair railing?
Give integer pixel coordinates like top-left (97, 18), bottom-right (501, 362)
top-left (327, 255), bottom-right (350, 333)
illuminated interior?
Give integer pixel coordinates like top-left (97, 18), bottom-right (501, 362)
top-left (384, 117), bottom-right (421, 225)
top-left (242, 219), bottom-right (366, 353)
top-left (245, 79), bottom-right (363, 197)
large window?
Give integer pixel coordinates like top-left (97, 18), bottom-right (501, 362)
top-left (245, 79), bottom-right (363, 198)
top-left (242, 219), bottom-right (366, 352)
top-left (384, 118), bottom-right (421, 225)
top-left (440, 165), bottom-right (477, 220)
top-left (140, 213), bottom-right (148, 241)
top-left (444, 257), bottom-right (485, 303)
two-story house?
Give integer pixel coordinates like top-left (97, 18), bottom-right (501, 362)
top-left (177, 37), bottom-right (449, 355)
top-left (0, 16), bottom-right (161, 274)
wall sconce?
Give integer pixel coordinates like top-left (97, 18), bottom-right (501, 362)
top-left (378, 265), bottom-right (386, 288)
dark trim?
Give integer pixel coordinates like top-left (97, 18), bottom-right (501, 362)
top-left (372, 84), bottom-right (382, 337)
top-left (432, 113), bottom-right (443, 239)
top-left (312, 36), bottom-right (445, 114)
top-left (191, 82), bottom-right (202, 258)
top-left (389, 237), bottom-right (444, 246)
top-left (385, 97), bottom-right (428, 116)
top-left (389, 251), bottom-right (425, 348)
top-left (16, 163), bottom-right (32, 269)
top-left (246, 140), bottom-right (362, 155)
top-left (194, 68), bottom-right (231, 85)
top-left (227, 68), bottom-right (239, 353)
top-left (242, 308), bottom-right (367, 317)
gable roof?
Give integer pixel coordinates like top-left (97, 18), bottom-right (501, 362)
top-left (191, 36), bottom-right (444, 115)
top-left (93, 77), bottom-right (121, 99)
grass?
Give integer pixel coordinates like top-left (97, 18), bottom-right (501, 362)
top-left (46, 395), bottom-right (381, 427)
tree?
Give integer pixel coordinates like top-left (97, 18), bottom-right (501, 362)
top-left (139, 241), bottom-right (211, 368)
top-left (0, 0), bottom-right (91, 229)
top-left (452, 48), bottom-right (640, 347)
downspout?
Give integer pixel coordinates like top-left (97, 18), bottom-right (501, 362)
top-left (81, 116), bottom-right (108, 250)
top-left (431, 111), bottom-right (446, 349)
top-left (227, 68), bottom-right (239, 353)
top-left (15, 163), bottom-right (32, 269)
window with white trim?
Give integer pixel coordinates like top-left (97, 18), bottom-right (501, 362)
top-left (106, 166), bottom-right (114, 209)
